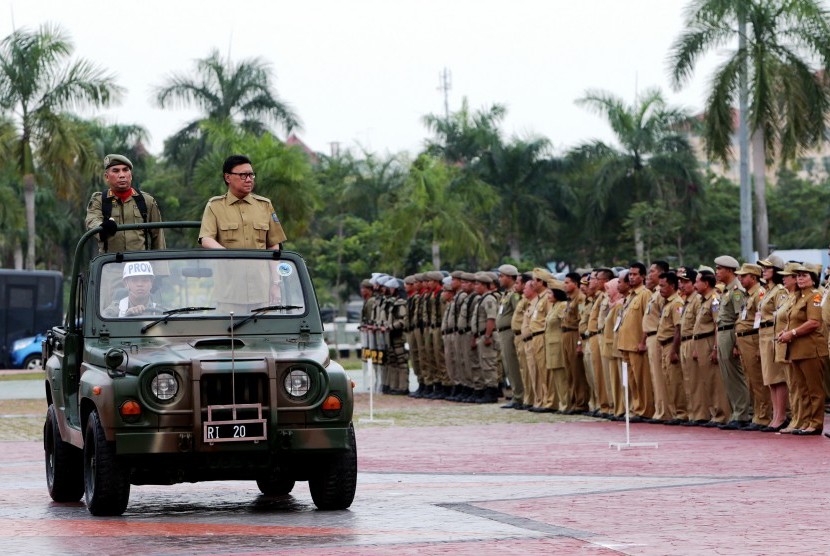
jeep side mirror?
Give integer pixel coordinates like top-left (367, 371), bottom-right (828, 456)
top-left (105, 348), bottom-right (126, 377)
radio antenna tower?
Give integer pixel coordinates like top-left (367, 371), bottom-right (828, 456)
top-left (438, 68), bottom-right (452, 119)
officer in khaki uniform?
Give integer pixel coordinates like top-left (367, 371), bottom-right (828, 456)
top-left (578, 274), bottom-right (598, 412)
top-left (512, 274), bottom-right (532, 409)
top-left (618, 263), bottom-right (655, 419)
top-left (605, 273), bottom-right (628, 419)
top-left (455, 273), bottom-right (479, 402)
top-left (758, 257), bottom-right (791, 431)
top-left (692, 268), bottom-right (732, 426)
top-left (472, 272), bottom-right (500, 403)
top-left (496, 265), bottom-right (524, 409)
top-left (429, 271), bottom-right (451, 398)
top-left (525, 268), bottom-right (551, 410)
top-left (677, 267), bottom-right (706, 424)
top-left (644, 262), bottom-right (669, 422)
top-left (409, 274), bottom-right (427, 397)
top-left (562, 272), bottom-right (588, 412)
top-left (713, 255), bottom-right (751, 429)
top-left (448, 273), bottom-right (470, 401)
top-left (734, 263), bottom-right (772, 429)
top-left (587, 269), bottom-right (613, 415)
top-left (543, 278), bottom-right (569, 412)
top-left (656, 271), bottom-right (687, 423)
top-left (442, 273), bottom-right (462, 399)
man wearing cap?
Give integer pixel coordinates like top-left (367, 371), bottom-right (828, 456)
top-left (103, 262), bottom-right (159, 317)
top-left (692, 268), bottom-right (733, 426)
top-left (441, 273), bottom-right (461, 400)
top-left (454, 272), bottom-right (479, 401)
top-left (587, 269), bottom-right (613, 416)
top-left (471, 272), bottom-right (500, 402)
top-left (385, 278), bottom-right (410, 395)
top-left (408, 274), bottom-right (427, 398)
top-left (577, 272), bottom-right (598, 413)
top-left (524, 269), bottom-right (551, 409)
top-left (496, 265), bottom-right (524, 409)
top-left (511, 273), bottom-right (532, 409)
top-left (734, 263), bottom-right (772, 430)
top-left (713, 255), bottom-right (751, 429)
top-left (86, 154), bottom-right (166, 254)
top-left (677, 267), bottom-right (706, 424)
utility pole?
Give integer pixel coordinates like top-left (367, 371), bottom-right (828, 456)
top-left (738, 7), bottom-right (753, 262)
top-left (438, 67), bottom-right (452, 120)
top-left (329, 141), bottom-right (340, 158)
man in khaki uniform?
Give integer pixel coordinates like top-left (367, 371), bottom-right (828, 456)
top-left (644, 261), bottom-right (670, 422)
top-left (578, 273), bottom-right (598, 412)
top-left (677, 267), bottom-right (707, 424)
top-left (199, 154), bottom-right (288, 311)
top-left (586, 269), bottom-right (613, 415)
top-left (87, 154), bottom-right (166, 254)
top-left (734, 263), bottom-right (772, 429)
top-left (512, 274), bottom-right (532, 409)
top-left (408, 274), bottom-right (427, 398)
top-left (617, 262), bottom-right (655, 420)
top-left (441, 274), bottom-right (459, 399)
top-left (525, 268), bottom-right (551, 410)
top-left (714, 255), bottom-right (751, 429)
top-left (562, 272), bottom-right (588, 412)
top-left (472, 272), bottom-right (500, 403)
top-left (693, 268), bottom-right (732, 426)
top-left (497, 265), bottom-right (524, 409)
top-left (447, 272), bottom-right (469, 401)
top-left (605, 273), bottom-right (628, 419)
top-left (656, 271), bottom-right (688, 424)
top-left (456, 273), bottom-right (479, 402)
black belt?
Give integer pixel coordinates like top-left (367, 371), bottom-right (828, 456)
top-left (583, 331), bottom-right (599, 339)
top-left (561, 326), bottom-right (578, 332)
top-left (680, 334), bottom-right (693, 342)
top-left (457, 327), bottom-right (470, 334)
top-left (717, 324), bottom-right (735, 332)
top-left (497, 326), bottom-right (511, 332)
top-left (759, 321), bottom-right (774, 329)
top-left (514, 330), bottom-right (522, 336)
top-left (736, 329), bottom-right (759, 337)
top-left (693, 331), bottom-right (715, 340)
top-left (659, 338), bottom-right (674, 346)
top-left (523, 330), bottom-right (544, 342)
top-left (645, 331), bottom-right (657, 337)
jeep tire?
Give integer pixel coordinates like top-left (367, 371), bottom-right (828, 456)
top-left (84, 410), bottom-right (130, 516)
top-left (256, 476), bottom-right (296, 496)
top-left (308, 424), bottom-right (357, 510)
top-left (44, 404), bottom-right (84, 502)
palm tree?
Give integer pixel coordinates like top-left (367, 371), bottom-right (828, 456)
top-left (155, 49), bottom-right (300, 178)
top-left (0, 24), bottom-right (122, 269)
top-left (422, 97), bottom-right (505, 165)
top-left (669, 0), bottom-right (830, 257)
top-left (575, 88), bottom-right (704, 259)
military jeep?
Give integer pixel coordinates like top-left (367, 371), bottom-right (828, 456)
top-left (43, 222), bottom-right (356, 516)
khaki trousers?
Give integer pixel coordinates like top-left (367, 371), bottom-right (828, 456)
top-left (790, 357), bottom-right (825, 430)
top-left (516, 334), bottom-right (534, 407)
top-left (661, 342), bottom-right (688, 420)
top-left (737, 334), bottom-right (771, 425)
top-left (608, 356), bottom-right (624, 417)
top-left (563, 330), bottom-right (588, 411)
top-left (680, 340), bottom-right (707, 421)
top-left (647, 335), bottom-right (669, 420)
top-left (530, 334), bottom-right (547, 407)
top-left (545, 367), bottom-right (567, 411)
top-left (785, 363), bottom-right (808, 429)
top-left (407, 330), bottom-right (421, 381)
top-left (443, 333), bottom-right (458, 385)
top-left (432, 328), bottom-right (450, 386)
top-left (717, 329), bottom-right (750, 422)
top-left (477, 336), bottom-right (500, 389)
top-left (422, 326), bottom-right (436, 385)
top-left (456, 332), bottom-right (473, 388)
top-left (621, 350), bottom-right (654, 417)
top-left (693, 336), bottom-right (731, 423)
top-left (523, 337), bottom-right (539, 405)
top-left (499, 329), bottom-right (523, 404)
top-left (583, 336), bottom-right (597, 411)
top-left (589, 335), bottom-right (609, 412)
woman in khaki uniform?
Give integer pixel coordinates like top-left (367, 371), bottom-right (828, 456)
top-left (603, 277), bottom-right (626, 419)
top-left (543, 279), bottom-right (569, 412)
top-left (776, 264), bottom-right (828, 435)
top-left (775, 263), bottom-right (804, 433)
top-left (757, 258), bottom-right (791, 432)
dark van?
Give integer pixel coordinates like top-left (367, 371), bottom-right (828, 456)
top-left (0, 270), bottom-right (63, 368)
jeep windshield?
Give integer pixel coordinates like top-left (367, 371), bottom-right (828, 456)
top-left (98, 257), bottom-right (306, 321)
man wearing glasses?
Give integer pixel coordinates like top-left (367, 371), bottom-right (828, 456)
top-left (199, 154), bottom-right (288, 308)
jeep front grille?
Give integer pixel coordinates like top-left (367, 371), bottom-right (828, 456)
top-left (201, 373), bottom-right (269, 406)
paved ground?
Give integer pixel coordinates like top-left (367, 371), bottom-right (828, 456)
top-left (2, 385), bottom-right (830, 554)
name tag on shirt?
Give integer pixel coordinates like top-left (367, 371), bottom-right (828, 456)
top-left (753, 312), bottom-right (761, 329)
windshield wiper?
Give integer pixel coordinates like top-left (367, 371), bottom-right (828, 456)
top-left (140, 306), bottom-right (216, 334)
top-left (230, 305), bottom-right (302, 332)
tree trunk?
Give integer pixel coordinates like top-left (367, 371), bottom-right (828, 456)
top-left (751, 129), bottom-right (769, 258)
top-left (431, 240), bottom-right (441, 269)
top-left (738, 8), bottom-right (753, 261)
top-left (634, 226), bottom-right (644, 261)
top-left (508, 235), bottom-right (521, 262)
top-left (13, 242), bottom-right (23, 270)
top-left (23, 174), bottom-right (36, 270)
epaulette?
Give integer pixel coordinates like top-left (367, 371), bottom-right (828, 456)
top-left (250, 193), bottom-right (269, 202)
top-left (208, 195), bottom-right (226, 203)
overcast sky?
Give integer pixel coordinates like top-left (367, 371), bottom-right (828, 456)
top-left (1, 0), bottom-right (729, 157)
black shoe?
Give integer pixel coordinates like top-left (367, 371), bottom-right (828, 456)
top-left (501, 401), bottom-right (519, 409)
top-left (477, 387), bottom-right (499, 404)
top-left (628, 415), bottom-right (644, 423)
top-left (680, 420), bottom-right (706, 427)
top-left (793, 428), bottom-right (822, 436)
top-left (528, 406), bottom-right (546, 413)
top-left (717, 420), bottom-right (749, 430)
top-left (410, 383), bottom-right (426, 398)
top-left (701, 421), bottom-right (722, 428)
top-left (741, 422), bottom-right (767, 431)
top-left (664, 419), bottom-right (685, 426)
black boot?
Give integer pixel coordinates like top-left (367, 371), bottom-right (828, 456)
top-left (424, 384), bottom-right (439, 399)
top-left (447, 384), bottom-right (463, 401)
top-left (477, 387), bottom-right (499, 404)
top-left (410, 382), bottom-right (426, 398)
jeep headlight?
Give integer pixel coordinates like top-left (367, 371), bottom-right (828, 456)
top-left (150, 371), bottom-right (179, 401)
top-left (284, 368), bottom-right (310, 398)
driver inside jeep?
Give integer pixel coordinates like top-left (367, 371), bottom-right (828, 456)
top-left (103, 261), bottom-right (159, 317)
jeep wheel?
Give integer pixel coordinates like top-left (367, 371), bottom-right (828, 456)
top-left (256, 476), bottom-right (296, 496)
top-left (44, 404), bottom-right (84, 502)
top-left (24, 354), bottom-right (43, 370)
top-left (308, 424), bottom-right (357, 510)
top-left (84, 410), bottom-right (130, 516)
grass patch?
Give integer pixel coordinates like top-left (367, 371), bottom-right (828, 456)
top-left (0, 372), bottom-right (44, 381)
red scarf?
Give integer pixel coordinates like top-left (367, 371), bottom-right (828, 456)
top-left (113, 188), bottom-right (135, 203)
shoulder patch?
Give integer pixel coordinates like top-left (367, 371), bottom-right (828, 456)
top-left (813, 293), bottom-right (822, 304)
top-left (208, 195), bottom-right (225, 203)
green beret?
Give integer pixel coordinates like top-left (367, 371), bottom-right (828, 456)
top-left (104, 153), bottom-right (133, 170)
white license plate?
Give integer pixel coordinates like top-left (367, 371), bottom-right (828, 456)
top-left (203, 420), bottom-right (266, 443)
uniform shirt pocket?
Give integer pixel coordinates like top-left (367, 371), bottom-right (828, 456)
top-left (253, 222), bottom-right (269, 248)
top-left (219, 222), bottom-right (240, 245)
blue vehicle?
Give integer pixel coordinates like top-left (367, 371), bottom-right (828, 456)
top-left (11, 334), bottom-right (45, 370)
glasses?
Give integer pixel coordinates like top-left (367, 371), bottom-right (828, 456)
top-left (227, 172), bottom-right (256, 180)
